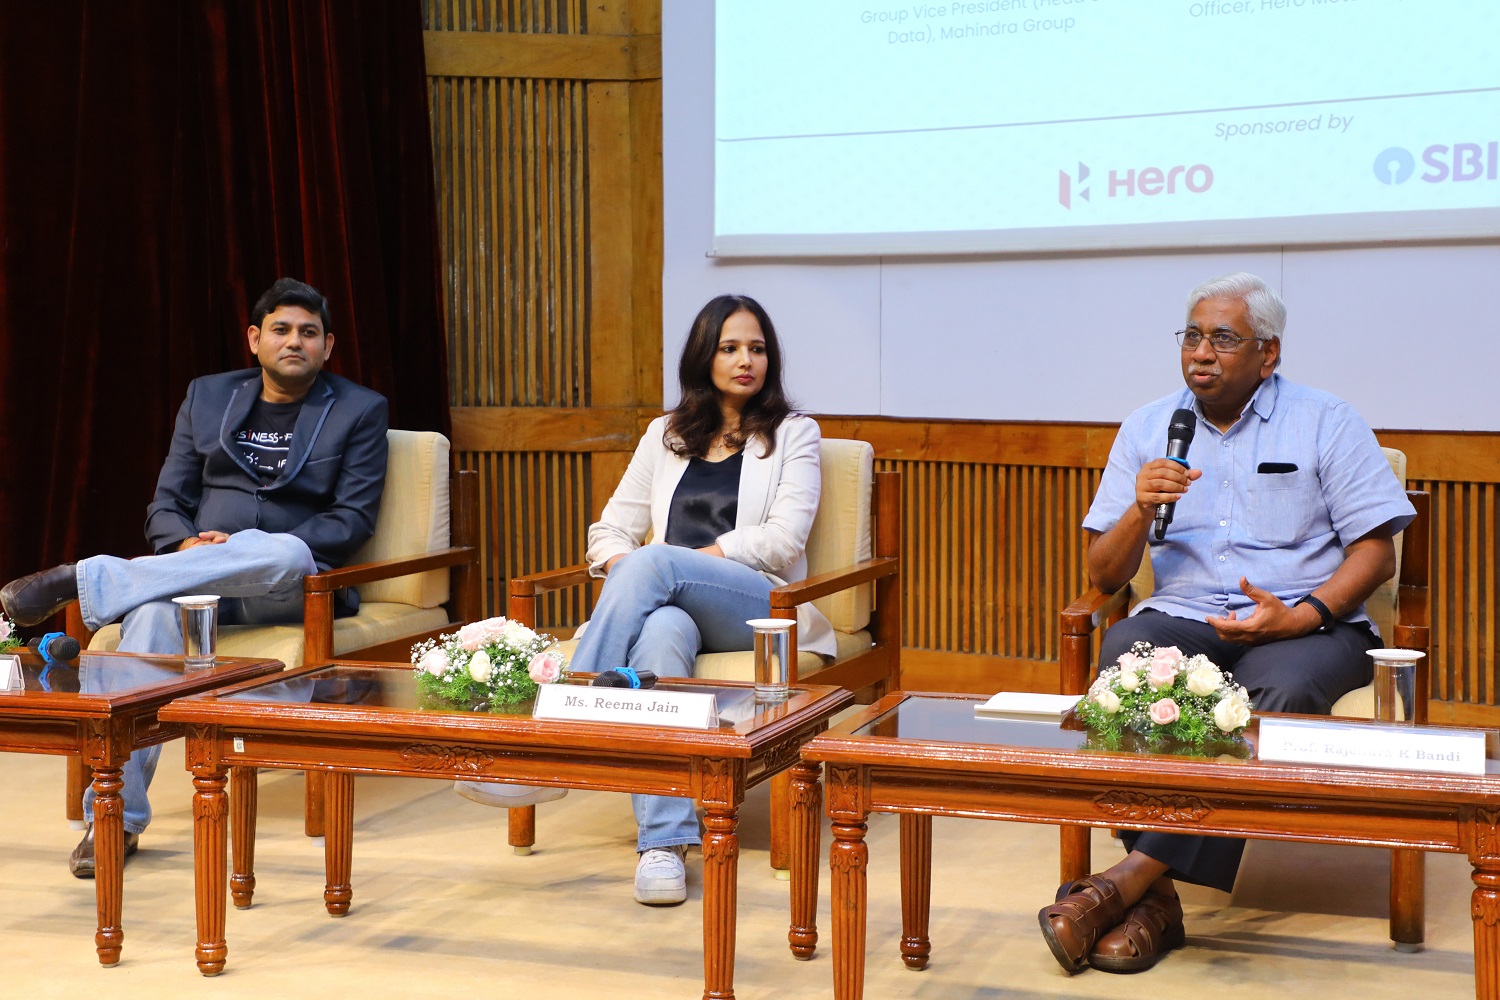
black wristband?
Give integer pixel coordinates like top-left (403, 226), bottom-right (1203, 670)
top-left (1296, 594), bottom-right (1335, 633)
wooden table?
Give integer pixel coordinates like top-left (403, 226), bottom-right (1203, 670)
top-left (799, 691), bottom-right (1500, 1000)
top-left (0, 650), bottom-right (284, 965)
top-left (157, 661), bottom-right (853, 998)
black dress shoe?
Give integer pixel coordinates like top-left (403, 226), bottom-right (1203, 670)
top-left (68, 823), bottom-right (141, 880)
top-left (0, 563), bottom-right (78, 627)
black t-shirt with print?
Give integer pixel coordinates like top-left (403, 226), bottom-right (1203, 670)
top-left (234, 398), bottom-right (302, 484)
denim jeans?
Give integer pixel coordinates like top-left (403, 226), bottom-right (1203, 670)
top-left (77, 529), bottom-right (316, 834)
top-left (570, 545), bottom-right (772, 851)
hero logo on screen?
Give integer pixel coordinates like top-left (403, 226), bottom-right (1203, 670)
top-left (1059, 161), bottom-right (1213, 210)
top-left (1374, 143), bottom-right (1499, 185)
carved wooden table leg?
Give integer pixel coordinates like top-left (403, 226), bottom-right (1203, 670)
top-left (899, 813), bottom-right (932, 971)
top-left (91, 764), bottom-right (126, 966)
top-left (230, 766), bottom-right (258, 909)
top-left (1473, 862), bottom-right (1500, 1000)
top-left (323, 770), bottom-right (355, 916)
top-left (788, 760), bottom-right (822, 960)
top-left (192, 765), bottom-right (230, 976)
top-left (701, 804), bottom-right (741, 1000)
top-left (827, 764), bottom-right (870, 1000)
top-left (508, 803), bottom-right (536, 856)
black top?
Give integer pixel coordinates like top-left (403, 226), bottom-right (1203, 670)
top-left (665, 452), bottom-right (744, 549)
top-left (234, 397), bottom-right (303, 484)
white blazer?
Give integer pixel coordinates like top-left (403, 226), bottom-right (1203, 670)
top-left (586, 413), bottom-right (837, 659)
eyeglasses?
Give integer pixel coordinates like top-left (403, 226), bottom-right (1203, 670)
top-left (1175, 328), bottom-right (1261, 353)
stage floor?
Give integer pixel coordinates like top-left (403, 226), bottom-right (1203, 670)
top-left (1, 724), bottom-right (1478, 999)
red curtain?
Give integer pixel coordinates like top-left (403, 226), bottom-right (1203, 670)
top-left (0, 0), bottom-right (449, 585)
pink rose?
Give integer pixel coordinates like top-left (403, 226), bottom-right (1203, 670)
top-left (1115, 651), bottom-right (1147, 672)
top-left (454, 621), bottom-right (489, 652)
top-left (1147, 646), bottom-right (1182, 689)
top-left (1148, 698), bottom-right (1180, 725)
top-left (528, 649), bottom-right (565, 684)
top-left (0, 618), bottom-right (11, 643)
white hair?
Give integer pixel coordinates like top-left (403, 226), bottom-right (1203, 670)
top-left (1186, 272), bottom-right (1286, 346)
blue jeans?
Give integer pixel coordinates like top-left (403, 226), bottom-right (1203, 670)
top-left (78, 529), bottom-right (316, 834)
top-left (570, 545), bottom-right (772, 851)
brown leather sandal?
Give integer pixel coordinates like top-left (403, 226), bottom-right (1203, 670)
top-left (1037, 875), bottom-right (1125, 974)
top-left (1088, 890), bottom-right (1185, 973)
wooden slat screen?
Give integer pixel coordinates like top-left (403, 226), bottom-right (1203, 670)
top-left (424, 0), bottom-right (585, 33)
top-left (429, 74), bottom-right (588, 408)
top-left (458, 450), bottom-right (593, 626)
top-left (882, 459), bottom-right (1101, 662)
top-left (426, 0), bottom-right (657, 623)
top-left (1419, 478), bottom-right (1498, 711)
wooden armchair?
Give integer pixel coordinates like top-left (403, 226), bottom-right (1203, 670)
top-left (500, 440), bottom-right (903, 869)
top-left (1058, 449), bottom-right (1430, 949)
top-left (66, 430), bottom-right (482, 835)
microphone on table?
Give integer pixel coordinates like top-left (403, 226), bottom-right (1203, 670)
top-left (28, 632), bottom-right (81, 661)
top-left (591, 667), bottom-right (658, 689)
top-left (1153, 408), bottom-right (1198, 541)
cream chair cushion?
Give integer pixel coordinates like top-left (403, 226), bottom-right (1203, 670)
top-left (805, 439), bottom-right (874, 634)
top-left (88, 429), bottom-right (456, 667)
top-left (353, 430), bottom-right (451, 609)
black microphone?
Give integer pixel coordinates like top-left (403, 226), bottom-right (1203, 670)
top-left (591, 667), bottom-right (658, 689)
top-left (28, 632), bottom-right (81, 661)
top-left (1153, 408), bottom-right (1197, 541)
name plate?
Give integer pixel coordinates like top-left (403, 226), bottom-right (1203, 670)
top-left (1259, 717), bottom-right (1488, 776)
top-left (0, 654), bottom-right (23, 694)
top-left (532, 684), bottom-right (719, 730)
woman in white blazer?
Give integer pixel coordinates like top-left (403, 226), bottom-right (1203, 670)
top-left (582, 293), bottom-right (832, 905)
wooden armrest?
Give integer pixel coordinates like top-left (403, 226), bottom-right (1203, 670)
top-left (304, 546), bottom-right (476, 592)
top-left (511, 564), bottom-right (593, 597)
top-left (769, 557), bottom-right (899, 609)
top-left (1061, 586), bottom-right (1130, 636)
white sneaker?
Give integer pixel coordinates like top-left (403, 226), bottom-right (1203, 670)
top-left (634, 845), bottom-right (688, 905)
top-left (453, 780), bottom-right (568, 808)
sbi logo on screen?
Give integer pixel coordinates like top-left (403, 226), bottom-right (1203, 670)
top-left (1374, 143), bottom-right (1499, 184)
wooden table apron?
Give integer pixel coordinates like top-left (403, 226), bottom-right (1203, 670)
top-left (799, 692), bottom-right (1500, 1000)
top-left (159, 665), bottom-right (852, 1000)
top-left (0, 654), bottom-right (283, 966)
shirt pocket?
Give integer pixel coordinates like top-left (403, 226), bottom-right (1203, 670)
top-left (1244, 469), bottom-right (1321, 546)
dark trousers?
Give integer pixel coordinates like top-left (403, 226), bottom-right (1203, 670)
top-left (1103, 610), bottom-right (1378, 893)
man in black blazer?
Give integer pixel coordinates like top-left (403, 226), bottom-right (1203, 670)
top-left (1, 277), bottom-right (388, 875)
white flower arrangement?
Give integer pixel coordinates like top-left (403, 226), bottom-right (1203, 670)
top-left (1075, 641), bottom-right (1253, 745)
top-left (411, 616), bottom-right (568, 708)
top-left (0, 613), bottom-right (19, 654)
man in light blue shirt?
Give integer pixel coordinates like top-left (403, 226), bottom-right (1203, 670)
top-left (1039, 273), bottom-right (1415, 976)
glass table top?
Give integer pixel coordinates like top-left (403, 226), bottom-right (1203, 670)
top-left (0, 651), bottom-right (271, 701)
top-left (212, 662), bottom-right (789, 730)
top-left (852, 695), bottom-right (1500, 773)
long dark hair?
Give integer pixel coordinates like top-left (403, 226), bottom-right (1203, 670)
top-left (665, 294), bottom-right (793, 459)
